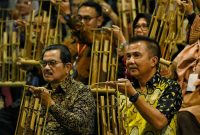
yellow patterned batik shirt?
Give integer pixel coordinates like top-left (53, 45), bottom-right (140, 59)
top-left (120, 72), bottom-right (182, 135)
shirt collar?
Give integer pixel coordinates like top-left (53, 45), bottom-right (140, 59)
top-left (46, 77), bottom-right (73, 93)
top-left (132, 71), bottom-right (161, 91)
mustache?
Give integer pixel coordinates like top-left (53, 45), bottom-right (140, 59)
top-left (126, 64), bottom-right (137, 69)
top-left (43, 69), bottom-right (52, 74)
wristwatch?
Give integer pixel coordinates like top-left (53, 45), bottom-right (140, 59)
top-left (129, 93), bottom-right (139, 103)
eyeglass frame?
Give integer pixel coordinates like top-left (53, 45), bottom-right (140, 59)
top-left (39, 60), bottom-right (64, 68)
top-left (134, 23), bottom-right (148, 31)
top-left (76, 15), bottom-right (99, 23)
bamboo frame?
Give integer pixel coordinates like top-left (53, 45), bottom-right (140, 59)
top-left (15, 85), bottom-right (50, 135)
top-left (88, 27), bottom-right (120, 135)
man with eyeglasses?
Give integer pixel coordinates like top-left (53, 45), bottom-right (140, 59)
top-left (64, 1), bottom-right (104, 84)
top-left (77, 1), bottom-right (104, 29)
top-left (28, 44), bottom-right (96, 135)
top-left (132, 13), bottom-right (151, 37)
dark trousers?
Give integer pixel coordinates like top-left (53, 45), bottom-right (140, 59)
top-left (0, 106), bottom-right (20, 135)
top-left (177, 111), bottom-right (200, 135)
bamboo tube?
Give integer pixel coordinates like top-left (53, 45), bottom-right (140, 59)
top-left (30, 98), bottom-right (40, 130)
top-left (106, 30), bottom-right (113, 82)
top-left (53, 0), bottom-right (61, 44)
top-left (106, 90), bottom-right (111, 133)
top-left (100, 96), bottom-right (107, 135)
top-left (91, 88), bottom-right (116, 93)
top-left (36, 118), bottom-right (43, 135)
top-left (12, 32), bottom-right (17, 81)
top-left (2, 32), bottom-right (8, 81)
top-left (160, 58), bottom-right (171, 66)
top-left (34, 103), bottom-right (42, 134)
top-left (21, 96), bottom-right (30, 128)
top-left (0, 81), bottom-right (26, 87)
top-left (102, 40), bottom-right (109, 73)
top-left (91, 40), bottom-right (100, 84)
top-left (35, 12), bottom-right (47, 60)
top-left (121, 0), bottom-right (129, 40)
top-left (45, 1), bottom-right (52, 47)
top-left (149, 6), bottom-right (162, 39)
top-left (17, 58), bottom-right (40, 65)
top-left (110, 58), bottom-right (116, 81)
top-left (111, 95), bottom-right (118, 135)
top-left (131, 0), bottom-right (136, 20)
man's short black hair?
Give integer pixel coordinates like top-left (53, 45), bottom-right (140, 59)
top-left (129, 36), bottom-right (161, 63)
top-left (78, 1), bottom-right (102, 16)
top-left (41, 44), bottom-right (71, 63)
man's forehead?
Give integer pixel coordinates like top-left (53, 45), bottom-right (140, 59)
top-left (125, 41), bottom-right (146, 52)
top-left (44, 49), bottom-right (60, 55)
top-left (78, 6), bottom-right (97, 14)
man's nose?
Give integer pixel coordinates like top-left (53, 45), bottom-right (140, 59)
top-left (127, 56), bottom-right (136, 63)
top-left (43, 63), bottom-right (51, 69)
top-left (80, 19), bottom-right (86, 24)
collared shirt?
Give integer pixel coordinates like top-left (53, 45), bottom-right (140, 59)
top-left (64, 37), bottom-right (91, 85)
top-left (44, 77), bottom-right (96, 135)
top-left (120, 72), bottom-right (182, 135)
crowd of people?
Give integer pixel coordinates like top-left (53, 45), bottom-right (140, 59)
top-left (0, 0), bottom-right (199, 135)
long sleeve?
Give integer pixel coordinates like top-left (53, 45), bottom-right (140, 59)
top-left (45, 78), bottom-right (96, 135)
top-left (49, 87), bottom-right (96, 134)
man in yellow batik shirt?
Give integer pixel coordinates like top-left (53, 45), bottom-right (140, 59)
top-left (108, 36), bottom-right (182, 135)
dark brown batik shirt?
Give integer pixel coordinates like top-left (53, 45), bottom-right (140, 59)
top-left (44, 77), bottom-right (96, 135)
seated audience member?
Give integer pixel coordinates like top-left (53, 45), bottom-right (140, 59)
top-left (171, 0), bottom-right (200, 134)
top-left (63, 1), bottom-right (104, 84)
top-left (107, 36), bottom-right (182, 134)
top-left (116, 13), bottom-right (151, 78)
top-left (28, 44), bottom-right (96, 134)
top-left (132, 13), bottom-right (151, 37)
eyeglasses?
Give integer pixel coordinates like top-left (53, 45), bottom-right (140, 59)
top-left (135, 23), bottom-right (148, 30)
top-left (40, 60), bottom-right (63, 68)
top-left (77, 15), bottom-right (98, 23)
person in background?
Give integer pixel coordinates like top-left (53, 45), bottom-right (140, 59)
top-left (63, 1), bottom-right (104, 84)
top-left (171, 0), bottom-right (200, 134)
top-left (132, 13), bottom-right (151, 37)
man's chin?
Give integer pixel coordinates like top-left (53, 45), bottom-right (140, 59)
top-left (128, 70), bottom-right (139, 77)
top-left (44, 78), bottom-right (53, 83)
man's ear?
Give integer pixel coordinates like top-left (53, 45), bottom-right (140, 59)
top-left (65, 63), bottom-right (72, 74)
top-left (151, 56), bottom-right (158, 67)
top-left (97, 16), bottom-right (104, 27)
